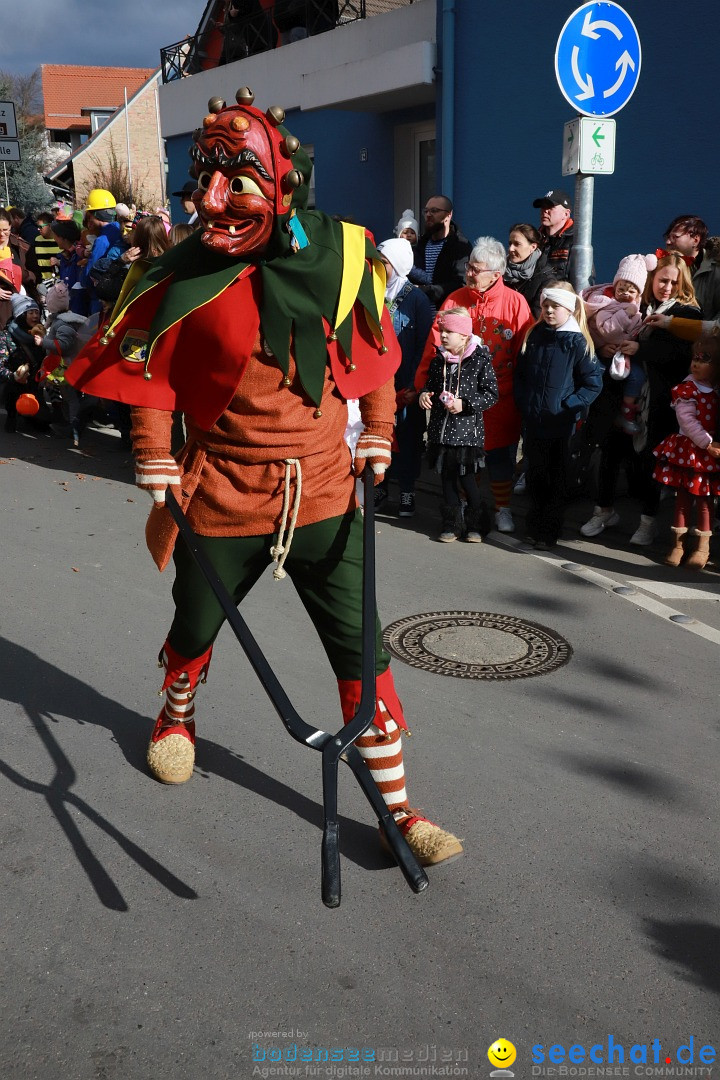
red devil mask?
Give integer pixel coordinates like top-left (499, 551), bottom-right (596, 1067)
top-left (189, 89), bottom-right (304, 258)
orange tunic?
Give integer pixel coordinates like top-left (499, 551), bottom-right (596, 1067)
top-left (132, 336), bottom-right (395, 569)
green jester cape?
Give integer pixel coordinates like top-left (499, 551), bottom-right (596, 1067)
top-left (67, 213), bottom-right (400, 431)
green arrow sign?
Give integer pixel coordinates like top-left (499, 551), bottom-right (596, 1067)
top-left (592, 126), bottom-right (605, 147)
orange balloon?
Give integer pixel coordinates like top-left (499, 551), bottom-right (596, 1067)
top-left (16, 393), bottom-right (39, 416)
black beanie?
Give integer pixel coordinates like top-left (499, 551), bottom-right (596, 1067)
top-left (51, 219), bottom-right (81, 242)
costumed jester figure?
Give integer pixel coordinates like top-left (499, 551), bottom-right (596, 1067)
top-left (67, 88), bottom-right (462, 867)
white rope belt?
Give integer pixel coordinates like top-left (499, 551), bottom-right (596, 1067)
top-left (270, 458), bottom-right (302, 581)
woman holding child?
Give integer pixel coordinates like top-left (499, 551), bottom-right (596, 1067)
top-left (580, 252), bottom-right (702, 545)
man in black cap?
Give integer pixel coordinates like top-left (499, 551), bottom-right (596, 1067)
top-left (533, 189), bottom-right (574, 282)
top-left (171, 181), bottom-right (198, 225)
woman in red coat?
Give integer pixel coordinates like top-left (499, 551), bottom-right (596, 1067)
top-left (415, 236), bottom-right (534, 532)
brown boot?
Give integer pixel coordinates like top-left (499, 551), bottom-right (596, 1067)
top-left (664, 526), bottom-right (688, 567)
top-left (685, 529), bottom-right (712, 570)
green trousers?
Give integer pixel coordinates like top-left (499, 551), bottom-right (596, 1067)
top-left (169, 510), bottom-right (390, 681)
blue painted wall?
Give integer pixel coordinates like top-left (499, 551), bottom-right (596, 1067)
top-left (166, 0), bottom-right (717, 285)
top-left (443, 0), bottom-right (718, 283)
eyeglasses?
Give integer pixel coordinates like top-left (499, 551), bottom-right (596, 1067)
top-left (466, 265), bottom-right (495, 275)
top-left (424, 207), bottom-right (447, 215)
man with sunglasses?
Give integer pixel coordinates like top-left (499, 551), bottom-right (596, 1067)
top-left (409, 195), bottom-right (471, 311)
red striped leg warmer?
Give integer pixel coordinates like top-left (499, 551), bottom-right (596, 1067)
top-left (157, 640), bottom-right (213, 734)
top-left (338, 667), bottom-right (410, 815)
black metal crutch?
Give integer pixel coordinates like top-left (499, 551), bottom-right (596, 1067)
top-left (165, 468), bottom-right (429, 907)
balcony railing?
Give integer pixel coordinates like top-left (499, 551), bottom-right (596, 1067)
top-left (161, 0), bottom-right (416, 82)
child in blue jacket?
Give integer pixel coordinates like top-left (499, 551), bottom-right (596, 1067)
top-left (514, 282), bottom-right (602, 548)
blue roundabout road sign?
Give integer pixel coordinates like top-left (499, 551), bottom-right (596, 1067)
top-left (555, 1), bottom-right (641, 117)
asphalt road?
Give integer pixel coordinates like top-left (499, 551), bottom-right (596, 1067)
top-left (1, 426), bottom-right (719, 1080)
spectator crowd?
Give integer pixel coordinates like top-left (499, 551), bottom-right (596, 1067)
top-left (3, 183), bottom-right (720, 571)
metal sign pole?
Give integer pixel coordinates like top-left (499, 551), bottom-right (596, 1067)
top-left (3, 162), bottom-right (8, 206)
top-left (571, 173), bottom-right (594, 292)
top-left (555, 3), bottom-right (641, 289)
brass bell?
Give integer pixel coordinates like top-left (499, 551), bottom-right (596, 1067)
top-left (347, 363), bottom-right (356, 372)
top-left (313, 408), bottom-right (322, 419)
top-left (380, 345), bottom-right (389, 354)
top-left (99, 337), bottom-right (109, 346)
top-left (326, 331), bottom-right (337, 342)
top-left (282, 169), bottom-right (303, 193)
top-left (282, 375), bottom-right (292, 387)
top-left (266, 105), bottom-right (286, 126)
top-left (236, 87), bottom-right (255, 105)
top-left (208, 96), bottom-right (226, 113)
top-left (281, 134), bottom-right (300, 158)
top-left (143, 372), bottom-right (152, 381)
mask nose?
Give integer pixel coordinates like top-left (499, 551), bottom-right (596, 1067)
top-left (201, 171), bottom-right (229, 218)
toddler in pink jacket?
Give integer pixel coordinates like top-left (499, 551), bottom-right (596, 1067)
top-left (583, 253), bottom-right (657, 433)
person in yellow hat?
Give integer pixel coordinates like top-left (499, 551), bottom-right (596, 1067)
top-left (81, 190), bottom-right (125, 314)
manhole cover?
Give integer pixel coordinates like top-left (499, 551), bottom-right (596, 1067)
top-left (383, 611), bottom-right (572, 681)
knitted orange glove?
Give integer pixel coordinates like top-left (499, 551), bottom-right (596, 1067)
top-left (352, 432), bottom-right (392, 483)
top-left (135, 457), bottom-right (182, 506)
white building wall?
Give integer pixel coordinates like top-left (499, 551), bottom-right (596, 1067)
top-left (158, 0), bottom-right (436, 137)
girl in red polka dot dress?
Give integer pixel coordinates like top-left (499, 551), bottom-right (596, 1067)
top-left (653, 335), bottom-right (720, 568)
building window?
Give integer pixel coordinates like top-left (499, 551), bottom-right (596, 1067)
top-left (89, 110), bottom-right (115, 133)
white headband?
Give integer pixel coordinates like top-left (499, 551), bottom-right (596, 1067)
top-left (541, 287), bottom-right (578, 313)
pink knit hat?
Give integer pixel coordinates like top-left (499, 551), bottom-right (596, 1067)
top-left (613, 253), bottom-right (657, 292)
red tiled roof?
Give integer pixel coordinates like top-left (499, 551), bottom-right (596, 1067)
top-left (41, 64), bottom-right (156, 132)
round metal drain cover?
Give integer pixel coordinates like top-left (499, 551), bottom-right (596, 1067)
top-left (383, 611), bottom-right (572, 681)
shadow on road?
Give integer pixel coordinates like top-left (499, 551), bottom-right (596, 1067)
top-left (1, 426), bottom-right (135, 484)
top-left (0, 637), bottom-right (391, 910)
top-left (645, 919), bottom-right (720, 995)
top-left (555, 751), bottom-right (692, 807)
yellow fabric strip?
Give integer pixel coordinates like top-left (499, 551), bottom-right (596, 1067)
top-left (335, 222), bottom-right (366, 330)
top-left (370, 255), bottom-right (385, 323)
top-left (107, 259), bottom-right (150, 328)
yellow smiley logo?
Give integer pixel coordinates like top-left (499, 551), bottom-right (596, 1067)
top-left (488, 1039), bottom-right (517, 1069)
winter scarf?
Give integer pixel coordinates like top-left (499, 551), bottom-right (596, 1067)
top-left (504, 247), bottom-right (542, 284)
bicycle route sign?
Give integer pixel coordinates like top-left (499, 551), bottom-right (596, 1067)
top-left (555, 1), bottom-right (641, 117)
top-left (562, 116), bottom-right (615, 175)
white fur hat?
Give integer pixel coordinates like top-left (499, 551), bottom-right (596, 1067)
top-left (394, 209), bottom-right (419, 240)
top-left (613, 253), bottom-right (657, 292)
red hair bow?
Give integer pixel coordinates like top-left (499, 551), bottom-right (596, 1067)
top-left (655, 248), bottom-right (695, 268)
